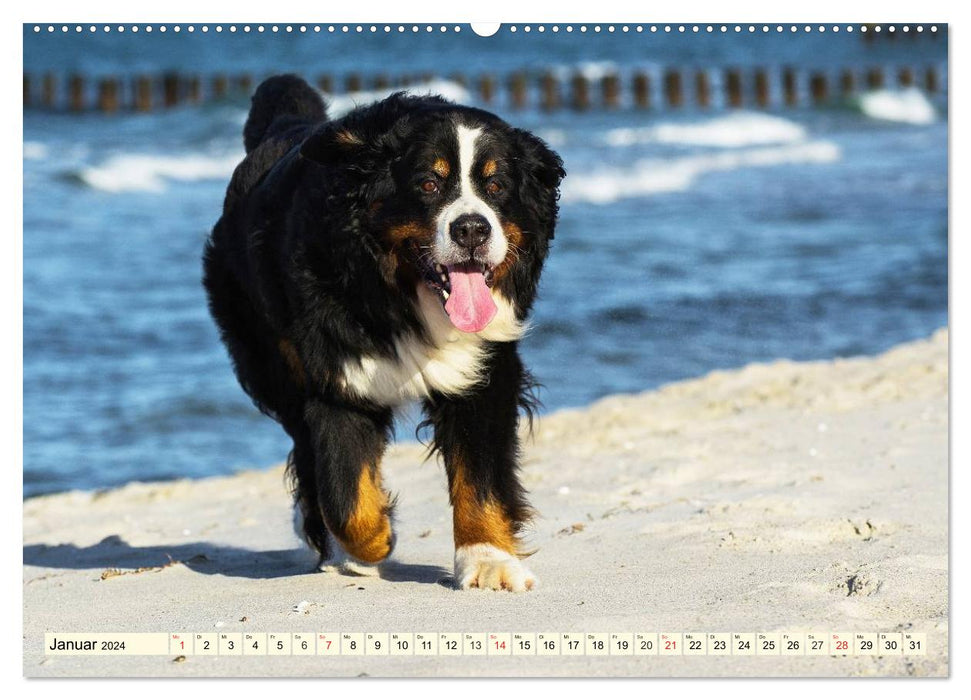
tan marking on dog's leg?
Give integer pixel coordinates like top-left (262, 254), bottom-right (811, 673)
top-left (449, 461), bottom-right (536, 592)
top-left (335, 467), bottom-right (394, 564)
top-left (450, 465), bottom-right (519, 554)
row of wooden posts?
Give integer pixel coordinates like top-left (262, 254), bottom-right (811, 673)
top-left (23, 64), bottom-right (943, 114)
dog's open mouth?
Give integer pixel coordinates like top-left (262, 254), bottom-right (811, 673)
top-left (409, 241), bottom-right (498, 333)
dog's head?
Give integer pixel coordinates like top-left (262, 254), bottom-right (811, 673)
top-left (300, 94), bottom-right (565, 334)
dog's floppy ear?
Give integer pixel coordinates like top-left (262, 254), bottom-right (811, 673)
top-left (300, 125), bottom-right (396, 212)
top-left (300, 126), bottom-right (375, 169)
top-left (512, 128), bottom-right (566, 240)
top-left (300, 92), bottom-right (425, 170)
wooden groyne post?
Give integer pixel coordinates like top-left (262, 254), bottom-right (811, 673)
top-left (632, 72), bottom-right (650, 109)
top-left (540, 72), bottom-right (560, 111)
top-left (663, 69), bottom-right (684, 108)
top-left (97, 78), bottom-right (119, 113)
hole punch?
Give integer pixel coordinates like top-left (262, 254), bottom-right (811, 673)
top-left (471, 23), bottom-right (500, 37)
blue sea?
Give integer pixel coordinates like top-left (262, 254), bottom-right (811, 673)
top-left (22, 25), bottom-right (948, 497)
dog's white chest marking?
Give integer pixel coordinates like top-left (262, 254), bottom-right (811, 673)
top-left (339, 286), bottom-right (524, 406)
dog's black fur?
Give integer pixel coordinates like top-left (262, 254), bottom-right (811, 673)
top-left (203, 75), bottom-right (564, 585)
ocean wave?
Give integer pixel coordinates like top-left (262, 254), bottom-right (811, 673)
top-left (604, 112), bottom-right (808, 149)
top-left (323, 79), bottom-right (470, 118)
top-left (561, 140), bottom-right (841, 204)
top-left (858, 88), bottom-right (936, 125)
top-left (75, 152), bottom-right (243, 193)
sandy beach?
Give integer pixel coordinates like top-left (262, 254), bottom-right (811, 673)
top-left (23, 330), bottom-right (948, 677)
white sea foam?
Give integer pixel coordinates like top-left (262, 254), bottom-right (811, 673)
top-left (858, 88), bottom-right (936, 125)
top-left (77, 152), bottom-right (243, 193)
top-left (548, 61), bottom-right (620, 81)
top-left (323, 79), bottom-right (470, 118)
top-left (24, 141), bottom-right (48, 160)
top-left (536, 128), bottom-right (567, 147)
top-left (576, 61), bottom-right (620, 81)
top-left (604, 112), bottom-right (808, 149)
top-left (561, 140), bottom-right (841, 205)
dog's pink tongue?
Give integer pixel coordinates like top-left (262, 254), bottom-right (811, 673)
top-left (444, 265), bottom-right (497, 333)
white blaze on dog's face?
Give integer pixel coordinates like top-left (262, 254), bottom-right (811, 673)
top-left (434, 126), bottom-right (509, 270)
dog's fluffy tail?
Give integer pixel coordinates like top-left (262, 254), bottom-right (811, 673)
top-left (242, 74), bottom-right (327, 154)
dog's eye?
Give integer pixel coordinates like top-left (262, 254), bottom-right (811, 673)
top-left (485, 179), bottom-right (503, 196)
top-left (420, 179), bottom-right (439, 194)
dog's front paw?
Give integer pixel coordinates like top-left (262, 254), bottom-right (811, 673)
top-left (454, 544), bottom-right (536, 592)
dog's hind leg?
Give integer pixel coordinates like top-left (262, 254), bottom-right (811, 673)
top-left (287, 422), bottom-right (332, 566)
top-left (302, 397), bottom-right (397, 572)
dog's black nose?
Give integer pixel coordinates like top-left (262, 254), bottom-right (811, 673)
top-left (449, 214), bottom-right (491, 251)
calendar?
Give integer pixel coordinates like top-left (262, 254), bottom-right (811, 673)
top-left (44, 631), bottom-right (928, 657)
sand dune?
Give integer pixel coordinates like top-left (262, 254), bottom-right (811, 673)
top-left (23, 329), bottom-right (948, 677)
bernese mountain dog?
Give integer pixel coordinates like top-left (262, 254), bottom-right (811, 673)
top-left (203, 74), bottom-right (564, 592)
